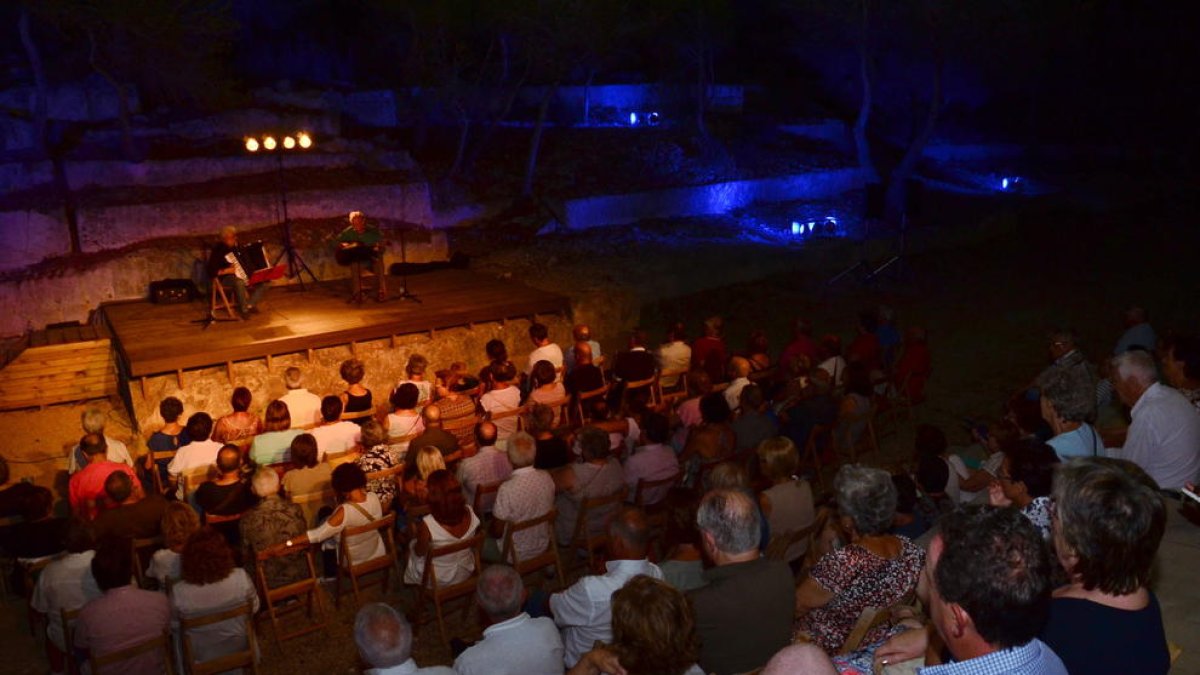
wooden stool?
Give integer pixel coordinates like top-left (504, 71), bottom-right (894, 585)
top-left (349, 257), bottom-right (387, 304)
top-left (209, 280), bottom-right (239, 321)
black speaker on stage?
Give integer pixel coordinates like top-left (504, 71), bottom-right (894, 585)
top-left (149, 278), bottom-right (198, 304)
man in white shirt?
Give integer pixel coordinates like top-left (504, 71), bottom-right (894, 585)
top-left (68, 407), bottom-right (133, 472)
top-left (30, 520), bottom-right (101, 668)
top-left (309, 395), bottom-right (361, 460)
top-left (354, 603), bottom-right (455, 675)
top-left (489, 434), bottom-right (555, 563)
top-left (166, 413), bottom-right (222, 500)
top-left (279, 367), bottom-right (322, 429)
top-left (481, 362), bottom-right (523, 439)
top-left (1109, 350), bottom-right (1200, 490)
top-left (724, 356), bottom-right (752, 413)
top-left (562, 323), bottom-right (601, 374)
top-left (623, 413), bottom-right (680, 506)
top-left (549, 506), bottom-right (663, 667)
top-left (454, 565), bottom-right (564, 675)
top-left (458, 422), bottom-right (513, 514)
top-left (657, 321), bottom-right (692, 388)
top-left (525, 322), bottom-right (564, 379)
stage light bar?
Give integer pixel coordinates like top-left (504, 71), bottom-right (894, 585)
top-left (245, 137), bottom-right (259, 152)
top-left (241, 132), bottom-right (315, 153)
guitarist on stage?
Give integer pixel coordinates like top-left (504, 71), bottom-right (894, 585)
top-left (207, 225), bottom-right (269, 317)
top-left (336, 211), bottom-right (388, 302)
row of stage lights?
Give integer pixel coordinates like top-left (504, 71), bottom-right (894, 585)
top-left (244, 131), bottom-right (314, 153)
top-left (791, 216), bottom-right (839, 237)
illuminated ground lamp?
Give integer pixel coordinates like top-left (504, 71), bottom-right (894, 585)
top-left (791, 221), bottom-right (802, 236)
top-left (242, 131), bottom-right (318, 286)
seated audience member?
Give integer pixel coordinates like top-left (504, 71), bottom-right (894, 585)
top-left (612, 328), bottom-right (657, 387)
top-left (659, 489), bottom-right (705, 592)
top-left (816, 334), bottom-right (847, 388)
top-left (455, 564), bottom-right (565, 675)
top-left (795, 464), bottom-right (925, 653)
top-left (1035, 328), bottom-right (1099, 411)
top-left (555, 427), bottom-right (626, 545)
top-left (890, 474), bottom-right (934, 540)
top-left (563, 343), bottom-right (600, 397)
top-left (732, 385), bottom-right (778, 454)
top-left (846, 310), bottom-right (883, 373)
top-left (624, 413), bottom-right (680, 506)
top-left (692, 316), bottom-right (728, 384)
top-left (69, 408), bottom-right (134, 473)
top-left (274, 463), bottom-right (386, 566)
top-left (526, 322), bottom-right (564, 380)
top-left (780, 368), bottom-right (838, 452)
top-left (757, 437), bottom-right (815, 564)
top-left (92, 470), bottom-right (166, 540)
top-left (431, 371), bottom-right (479, 449)
top-left (833, 362), bottom-right (874, 453)
top-left (167, 412), bottom-right (221, 500)
top-left (1109, 349), bottom-right (1200, 490)
top-left (310, 395), bottom-right (362, 460)
top-left (761, 644), bottom-right (839, 675)
top-left (195, 444), bottom-right (253, 545)
top-left (478, 339), bottom-right (509, 393)
top-left (689, 489), bottom-right (793, 675)
top-left (354, 603), bottom-right (456, 674)
top-left (779, 318), bottom-right (822, 375)
top-left (69, 433), bottom-right (138, 520)
top-left (282, 433), bottom-right (332, 497)
top-left (529, 359), bottom-right (568, 407)
top-left (988, 439), bottom-right (1059, 539)
top-left (401, 446), bottom-right (447, 507)
top-left (146, 502), bottom-right (200, 586)
top-left (1039, 458), bottom-right (1170, 675)
top-left (680, 393), bottom-right (735, 482)
top-left (409, 404), bottom-right (462, 460)
top-left (913, 424), bottom-right (992, 504)
top-left (892, 326), bottom-right (932, 403)
top-left (481, 361), bottom-right (523, 439)
top-left (673, 369), bottom-right (713, 447)
top-left (458, 422), bottom-right (512, 513)
top-left (30, 520), bottom-right (100, 672)
top-left (0, 481), bottom-right (66, 560)
top-left (397, 353), bottom-right (433, 408)
top-left (385, 383), bottom-right (425, 455)
top-left (356, 420), bottom-right (402, 513)
top-left (873, 505), bottom-right (1065, 675)
top-left (240, 467), bottom-right (308, 588)
top-left (569, 575), bottom-right (704, 675)
top-left (589, 398), bottom-right (641, 458)
top-left (170, 527), bottom-right (260, 668)
top-left (279, 366), bottom-right (322, 428)
top-left (249, 400), bottom-right (303, 466)
top-left (145, 396), bottom-right (189, 487)
top-left (723, 357), bottom-right (753, 412)
top-left (527, 403), bottom-right (571, 470)
top-left (551, 507), bottom-right (663, 667)
top-left (212, 386), bottom-right (264, 444)
top-left (876, 306), bottom-right (902, 368)
top-left (1041, 368), bottom-right (1103, 459)
top-left (1163, 334), bottom-right (1200, 410)
top-left (74, 536), bottom-right (170, 672)
top-left (745, 329), bottom-right (772, 372)
top-left (1115, 305), bottom-right (1156, 355)
top-left (563, 323), bottom-right (601, 374)
top-left (488, 433), bottom-right (556, 562)
top-left (403, 471), bottom-right (481, 586)
top-left (339, 358), bottom-right (375, 425)
top-left (658, 321), bottom-right (692, 389)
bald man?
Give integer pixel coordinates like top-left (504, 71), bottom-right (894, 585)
top-left (563, 324), bottom-right (601, 374)
top-left (409, 404), bottom-right (461, 461)
top-left (565, 341), bottom-right (605, 394)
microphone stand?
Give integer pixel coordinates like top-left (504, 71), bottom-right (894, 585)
top-left (393, 226), bottom-right (421, 304)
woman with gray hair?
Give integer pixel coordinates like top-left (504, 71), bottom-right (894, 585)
top-left (239, 467), bottom-right (308, 588)
top-left (356, 419), bottom-right (401, 512)
top-left (1040, 369), bottom-right (1102, 459)
top-left (794, 464), bottom-right (925, 653)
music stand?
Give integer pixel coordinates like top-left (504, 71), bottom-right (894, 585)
top-left (270, 153), bottom-right (319, 289)
top-left (392, 227), bottom-right (421, 304)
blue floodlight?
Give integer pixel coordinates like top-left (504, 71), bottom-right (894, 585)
top-left (791, 221), bottom-right (801, 236)
top-left (629, 112), bottom-right (639, 126)
top-left (808, 221), bottom-right (816, 233)
top-left (1002, 177), bottom-right (1010, 190)
top-left (648, 112), bottom-right (660, 126)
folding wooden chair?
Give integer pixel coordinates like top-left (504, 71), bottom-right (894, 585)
top-left (290, 488), bottom-right (336, 529)
top-left (179, 465), bottom-right (212, 502)
top-left (834, 406), bottom-right (880, 463)
top-left (335, 512), bottom-right (400, 607)
top-left (91, 630), bottom-right (176, 675)
top-left (567, 487), bottom-right (627, 572)
top-left (410, 532), bottom-right (485, 648)
top-left (386, 433), bottom-right (419, 456)
top-left (748, 367), bottom-right (779, 386)
top-left (535, 396), bottom-right (572, 427)
top-left (442, 412), bottom-right (481, 455)
top-left (500, 508), bottom-right (565, 590)
top-left (621, 373), bottom-right (660, 409)
top-left (131, 535), bottom-right (164, 589)
top-left (635, 471), bottom-right (682, 548)
top-left (801, 425), bottom-right (830, 491)
top-left (208, 279), bottom-right (239, 322)
top-left (656, 368), bottom-right (690, 408)
top-left (487, 405), bottom-right (527, 432)
top-left (61, 606), bottom-right (82, 675)
top-left (179, 601), bottom-right (260, 675)
top-left (253, 545), bottom-right (327, 652)
top-left (764, 520), bottom-right (820, 563)
top-left (471, 480), bottom-right (503, 518)
top-left (22, 554), bottom-right (60, 636)
top-left (323, 449), bottom-right (360, 469)
top-left (575, 385), bottom-right (610, 424)
top-left (149, 448), bottom-right (177, 495)
top-left (839, 604), bottom-right (896, 654)
top-left (339, 408), bottom-right (377, 424)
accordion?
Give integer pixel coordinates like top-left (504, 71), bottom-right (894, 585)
top-left (226, 241), bottom-right (286, 286)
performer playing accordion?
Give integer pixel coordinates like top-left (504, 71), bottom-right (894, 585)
top-left (206, 225), bottom-right (269, 317)
top-left (337, 211), bottom-right (387, 302)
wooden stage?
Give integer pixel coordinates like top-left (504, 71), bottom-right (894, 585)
top-left (102, 270), bottom-right (571, 378)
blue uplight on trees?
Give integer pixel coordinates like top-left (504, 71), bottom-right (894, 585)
top-left (791, 221), bottom-right (801, 236)
top-left (629, 112), bottom-right (639, 126)
top-left (1002, 177), bottom-right (1010, 190)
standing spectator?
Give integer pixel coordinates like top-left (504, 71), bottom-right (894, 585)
top-left (354, 603), bottom-right (456, 674)
top-left (731, 385), bottom-right (778, 454)
top-left (30, 520), bottom-right (100, 672)
top-left (756, 437), bottom-right (815, 564)
top-left (145, 397), bottom-right (189, 489)
top-left (146, 502), bottom-right (200, 587)
top-left (458, 422), bottom-right (512, 513)
top-left (403, 471), bottom-right (481, 586)
top-left (92, 471), bottom-right (167, 540)
top-left (69, 434), bottom-right (138, 520)
top-left (69, 408), bottom-right (133, 473)
top-left (526, 322), bottom-right (564, 380)
top-left (74, 536), bottom-right (170, 673)
top-left (481, 361), bottom-right (522, 440)
top-left (692, 316), bottom-right (728, 385)
top-left (623, 413), bottom-right (680, 506)
top-left (384, 383), bottom-right (425, 455)
top-left (356, 420), bottom-right (402, 513)
top-left (1115, 305), bottom-right (1156, 355)
top-left (555, 427), bottom-right (626, 545)
top-left (1109, 349), bottom-right (1200, 490)
top-left (279, 367), bottom-right (322, 429)
top-left (409, 404), bottom-right (462, 460)
top-left (658, 320), bottom-right (693, 389)
top-left (455, 565), bottom-right (564, 675)
top-left (309, 395), bottom-right (362, 460)
top-left (1162, 334), bottom-right (1200, 410)
top-left (282, 433), bottom-right (332, 497)
top-left (551, 507), bottom-right (663, 667)
top-left (339, 358), bottom-right (375, 425)
top-left (249, 400), bottom-right (303, 466)
top-left (488, 434), bottom-right (556, 563)
top-left (779, 318), bottom-right (822, 375)
top-left (988, 440), bottom-right (1059, 539)
top-left (689, 489), bottom-right (793, 675)
top-left (397, 354), bottom-right (433, 408)
top-left (170, 527), bottom-right (260, 669)
top-left (167, 413), bottom-right (221, 501)
top-left (563, 324), bottom-right (601, 374)
top-left (212, 387), bottom-right (263, 444)
top-left (240, 467), bottom-right (308, 587)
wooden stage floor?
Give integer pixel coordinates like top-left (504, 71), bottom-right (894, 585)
top-left (103, 270), bottom-right (571, 378)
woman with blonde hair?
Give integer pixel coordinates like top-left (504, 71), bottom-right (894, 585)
top-left (146, 501), bottom-right (201, 587)
top-left (401, 446), bottom-right (446, 507)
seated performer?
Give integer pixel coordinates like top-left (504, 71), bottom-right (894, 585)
top-left (206, 226), bottom-right (268, 316)
top-left (337, 211), bottom-right (387, 302)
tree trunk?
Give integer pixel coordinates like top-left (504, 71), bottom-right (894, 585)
top-left (88, 30), bottom-right (136, 161)
top-left (17, 9), bottom-right (48, 156)
top-left (853, 0), bottom-right (878, 181)
top-left (884, 9), bottom-right (943, 225)
top-left (521, 82), bottom-right (557, 197)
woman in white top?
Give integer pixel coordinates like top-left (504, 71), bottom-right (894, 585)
top-left (756, 437), bottom-right (816, 564)
top-left (403, 470), bottom-right (480, 586)
top-left (277, 463), bottom-right (386, 565)
top-left (385, 383), bottom-right (425, 456)
top-left (170, 526), bottom-right (260, 668)
top-left (397, 353), bottom-right (433, 409)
